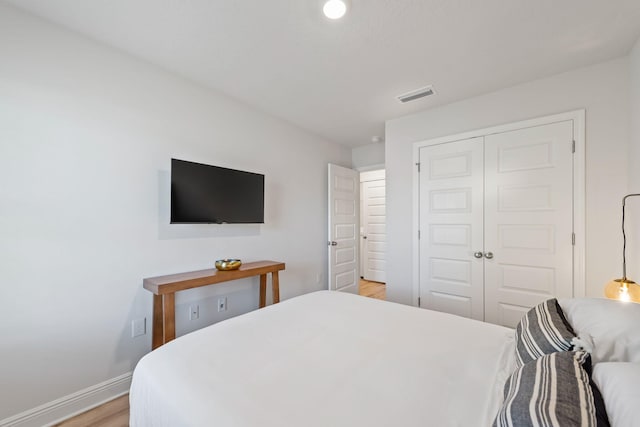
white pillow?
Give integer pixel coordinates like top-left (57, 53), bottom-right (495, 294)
top-left (558, 298), bottom-right (640, 364)
top-left (592, 362), bottom-right (640, 427)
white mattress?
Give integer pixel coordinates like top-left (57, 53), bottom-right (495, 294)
top-left (130, 291), bottom-right (515, 427)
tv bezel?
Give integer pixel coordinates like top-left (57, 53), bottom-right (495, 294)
top-left (170, 158), bottom-right (265, 224)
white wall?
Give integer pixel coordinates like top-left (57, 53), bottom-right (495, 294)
top-left (629, 38), bottom-right (640, 275)
top-left (630, 38), bottom-right (640, 185)
top-left (386, 58), bottom-right (631, 305)
top-left (352, 142), bottom-right (385, 170)
top-left (0, 5), bottom-right (351, 422)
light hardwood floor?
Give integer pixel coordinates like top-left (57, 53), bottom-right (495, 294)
top-left (54, 395), bottom-right (129, 427)
top-left (58, 279), bottom-right (386, 426)
top-left (359, 278), bottom-right (386, 300)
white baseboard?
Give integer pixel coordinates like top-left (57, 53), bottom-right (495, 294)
top-left (0, 372), bottom-right (132, 427)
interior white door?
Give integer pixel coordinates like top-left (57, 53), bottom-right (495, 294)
top-left (362, 173), bottom-right (386, 282)
top-left (483, 121), bottom-right (574, 327)
top-left (328, 164), bottom-right (359, 293)
top-left (418, 137), bottom-right (485, 320)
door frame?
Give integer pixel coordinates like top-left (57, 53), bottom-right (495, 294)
top-left (412, 109), bottom-right (586, 307)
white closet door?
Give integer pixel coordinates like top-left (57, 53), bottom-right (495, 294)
top-left (483, 121), bottom-right (574, 328)
top-left (418, 137), bottom-right (485, 320)
top-left (362, 177), bottom-right (386, 283)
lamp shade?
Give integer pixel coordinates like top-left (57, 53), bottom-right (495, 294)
top-left (605, 278), bottom-right (640, 303)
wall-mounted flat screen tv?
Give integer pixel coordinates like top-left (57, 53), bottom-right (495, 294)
top-left (171, 158), bottom-right (264, 224)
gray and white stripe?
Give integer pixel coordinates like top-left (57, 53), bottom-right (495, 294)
top-left (494, 351), bottom-right (597, 427)
top-left (515, 299), bottom-right (575, 367)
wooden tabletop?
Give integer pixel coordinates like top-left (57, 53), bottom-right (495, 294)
top-left (143, 260), bottom-right (286, 295)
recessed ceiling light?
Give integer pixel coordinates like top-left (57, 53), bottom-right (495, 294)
top-left (323, 0), bottom-right (347, 20)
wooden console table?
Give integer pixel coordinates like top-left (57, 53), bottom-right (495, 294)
top-left (143, 260), bottom-right (285, 349)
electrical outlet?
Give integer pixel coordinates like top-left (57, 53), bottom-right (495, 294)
top-left (217, 297), bottom-right (227, 312)
top-left (132, 318), bottom-right (146, 337)
top-left (189, 304), bottom-right (199, 320)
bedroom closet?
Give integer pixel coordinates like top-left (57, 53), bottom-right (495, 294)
top-left (360, 170), bottom-right (386, 283)
top-left (414, 111), bottom-right (585, 328)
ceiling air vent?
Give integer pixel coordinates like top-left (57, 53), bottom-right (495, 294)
top-left (396, 85), bottom-right (435, 103)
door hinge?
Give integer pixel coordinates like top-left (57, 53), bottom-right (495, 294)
top-left (572, 140), bottom-right (576, 153)
top-left (418, 229), bottom-right (421, 239)
top-left (418, 297), bottom-right (421, 307)
top-left (415, 162), bottom-right (421, 172)
top-left (572, 233), bottom-right (576, 245)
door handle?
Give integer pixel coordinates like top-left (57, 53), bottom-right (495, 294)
top-left (328, 241), bottom-right (338, 246)
top-left (473, 251), bottom-right (484, 259)
top-left (362, 236), bottom-right (367, 239)
top-left (484, 252), bottom-right (494, 259)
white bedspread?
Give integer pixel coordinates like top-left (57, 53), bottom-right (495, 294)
top-left (130, 291), bottom-right (515, 427)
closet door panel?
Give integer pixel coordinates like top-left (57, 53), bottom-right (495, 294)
top-left (418, 138), bottom-right (485, 321)
top-left (483, 121), bottom-right (574, 328)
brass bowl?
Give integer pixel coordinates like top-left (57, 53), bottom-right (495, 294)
top-left (215, 259), bottom-right (242, 271)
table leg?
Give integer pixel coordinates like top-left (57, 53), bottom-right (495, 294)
top-left (152, 294), bottom-right (164, 350)
top-left (259, 274), bottom-right (267, 308)
top-left (162, 293), bottom-right (176, 345)
top-left (272, 271), bottom-right (280, 304)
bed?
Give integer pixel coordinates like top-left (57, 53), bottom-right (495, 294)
top-left (130, 290), bottom-right (640, 427)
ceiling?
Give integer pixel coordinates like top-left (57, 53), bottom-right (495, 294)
top-left (5, 0), bottom-right (640, 147)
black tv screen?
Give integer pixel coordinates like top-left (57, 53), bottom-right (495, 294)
top-left (171, 158), bottom-right (264, 224)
